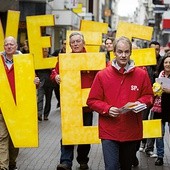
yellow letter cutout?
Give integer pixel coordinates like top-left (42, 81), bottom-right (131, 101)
top-left (0, 54), bottom-right (38, 147)
top-left (26, 14), bottom-right (57, 69)
top-left (143, 119), bottom-right (162, 138)
top-left (0, 10), bottom-right (20, 51)
top-left (60, 53), bottom-right (105, 145)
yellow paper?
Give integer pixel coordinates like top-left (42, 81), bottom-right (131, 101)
top-left (143, 119), bottom-right (162, 138)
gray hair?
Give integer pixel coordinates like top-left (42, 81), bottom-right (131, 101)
top-left (114, 36), bottom-right (132, 52)
top-left (69, 32), bottom-right (85, 42)
top-left (4, 36), bottom-right (17, 45)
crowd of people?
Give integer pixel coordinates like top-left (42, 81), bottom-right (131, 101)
top-left (0, 33), bottom-right (170, 170)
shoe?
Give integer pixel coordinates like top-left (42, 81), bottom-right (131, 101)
top-left (132, 156), bottom-right (139, 167)
top-left (79, 163), bottom-right (89, 170)
top-left (145, 151), bottom-right (157, 158)
top-left (139, 147), bottom-right (144, 152)
top-left (150, 153), bottom-right (158, 158)
top-left (145, 150), bottom-right (152, 156)
top-left (44, 116), bottom-right (48, 120)
top-left (139, 143), bottom-right (145, 152)
top-left (57, 163), bottom-right (71, 170)
top-left (38, 115), bottom-right (42, 121)
top-left (155, 158), bottom-right (163, 166)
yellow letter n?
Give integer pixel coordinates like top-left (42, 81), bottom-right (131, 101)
top-left (0, 54), bottom-right (38, 147)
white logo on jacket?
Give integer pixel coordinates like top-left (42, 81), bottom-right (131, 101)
top-left (131, 85), bottom-right (139, 91)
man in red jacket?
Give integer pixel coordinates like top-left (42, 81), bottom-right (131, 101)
top-left (0, 36), bottom-right (40, 170)
top-left (51, 32), bottom-right (96, 170)
top-left (87, 36), bottom-right (154, 170)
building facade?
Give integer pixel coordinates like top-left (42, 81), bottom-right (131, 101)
top-left (2, 0), bottom-right (169, 50)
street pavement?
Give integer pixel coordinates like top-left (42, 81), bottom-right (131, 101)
top-left (16, 94), bottom-right (170, 170)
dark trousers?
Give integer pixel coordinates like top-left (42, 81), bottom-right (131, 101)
top-left (9, 137), bottom-right (19, 168)
top-left (102, 139), bottom-right (139, 170)
top-left (60, 112), bottom-right (93, 168)
top-left (53, 84), bottom-right (60, 108)
top-left (37, 85), bottom-right (53, 117)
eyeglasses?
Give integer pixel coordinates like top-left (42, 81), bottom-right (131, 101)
top-left (116, 50), bottom-right (131, 56)
top-left (70, 39), bottom-right (82, 45)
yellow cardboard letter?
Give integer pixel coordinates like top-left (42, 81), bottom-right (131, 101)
top-left (0, 54), bottom-right (38, 147)
top-left (60, 53), bottom-right (105, 145)
top-left (0, 10), bottom-right (20, 51)
top-left (27, 15), bottom-right (57, 69)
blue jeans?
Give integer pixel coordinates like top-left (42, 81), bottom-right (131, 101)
top-left (156, 122), bottom-right (170, 158)
top-left (60, 143), bottom-right (91, 167)
top-left (60, 111), bottom-right (93, 168)
top-left (101, 139), bottom-right (138, 170)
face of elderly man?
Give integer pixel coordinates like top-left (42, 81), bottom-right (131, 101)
top-left (4, 36), bottom-right (18, 57)
top-left (69, 34), bottom-right (85, 53)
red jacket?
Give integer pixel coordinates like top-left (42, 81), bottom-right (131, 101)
top-left (87, 60), bottom-right (153, 142)
top-left (1, 55), bottom-right (16, 101)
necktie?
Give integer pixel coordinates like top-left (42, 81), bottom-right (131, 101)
top-left (119, 67), bottom-right (125, 74)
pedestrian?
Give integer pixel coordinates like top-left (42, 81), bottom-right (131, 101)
top-left (20, 40), bottom-right (29, 54)
top-left (51, 32), bottom-right (96, 170)
top-left (87, 36), bottom-right (153, 170)
top-left (36, 48), bottom-right (54, 121)
top-left (151, 53), bottom-right (170, 166)
top-left (0, 36), bottom-right (40, 170)
top-left (51, 39), bottom-right (66, 56)
top-left (104, 37), bottom-right (114, 65)
top-left (145, 41), bottom-right (163, 158)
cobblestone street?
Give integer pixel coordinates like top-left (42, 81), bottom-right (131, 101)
top-left (16, 94), bottom-right (170, 170)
